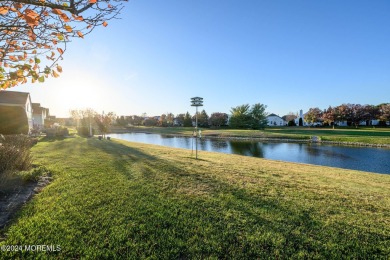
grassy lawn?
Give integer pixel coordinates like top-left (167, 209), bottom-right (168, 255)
top-left (123, 126), bottom-right (390, 144)
top-left (1, 137), bottom-right (389, 258)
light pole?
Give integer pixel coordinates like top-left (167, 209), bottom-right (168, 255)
top-left (191, 97), bottom-right (203, 159)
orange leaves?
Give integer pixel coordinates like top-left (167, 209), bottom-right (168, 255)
top-left (9, 55), bottom-right (18, 62)
top-left (60, 13), bottom-right (70, 22)
top-left (57, 65), bottom-right (63, 73)
top-left (0, 6), bottom-right (9, 15)
top-left (52, 9), bottom-right (63, 15)
top-left (24, 9), bottom-right (40, 27)
top-left (57, 48), bottom-right (64, 55)
top-left (13, 3), bottom-right (23, 9)
top-left (77, 31), bottom-right (84, 38)
top-left (75, 16), bottom-right (84, 21)
top-left (89, 0), bottom-right (97, 4)
top-left (65, 25), bottom-right (72, 32)
top-left (103, 21), bottom-right (108, 27)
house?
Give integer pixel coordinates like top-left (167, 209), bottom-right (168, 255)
top-left (0, 91), bottom-right (33, 134)
top-left (266, 114), bottom-right (286, 126)
top-left (32, 103), bottom-right (49, 130)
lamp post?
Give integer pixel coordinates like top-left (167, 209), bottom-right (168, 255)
top-left (191, 97), bottom-right (203, 159)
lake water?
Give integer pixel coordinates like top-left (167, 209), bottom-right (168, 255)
top-left (109, 133), bottom-right (390, 174)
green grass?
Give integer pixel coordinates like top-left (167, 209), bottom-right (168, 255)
top-left (1, 137), bottom-right (389, 258)
top-left (124, 126), bottom-right (390, 144)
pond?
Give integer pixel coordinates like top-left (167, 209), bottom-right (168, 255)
top-left (109, 133), bottom-right (390, 174)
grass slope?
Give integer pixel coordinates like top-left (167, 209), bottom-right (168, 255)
top-left (1, 137), bottom-right (389, 258)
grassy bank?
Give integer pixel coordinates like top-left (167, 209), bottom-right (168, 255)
top-left (119, 126), bottom-right (390, 145)
top-left (1, 137), bottom-right (389, 258)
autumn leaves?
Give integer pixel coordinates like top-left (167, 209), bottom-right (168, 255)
top-left (0, 0), bottom-right (118, 89)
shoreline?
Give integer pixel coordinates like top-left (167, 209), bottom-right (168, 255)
top-left (108, 130), bottom-right (390, 148)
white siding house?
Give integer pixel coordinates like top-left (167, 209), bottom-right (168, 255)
top-left (32, 103), bottom-right (48, 130)
top-left (267, 114), bottom-right (286, 126)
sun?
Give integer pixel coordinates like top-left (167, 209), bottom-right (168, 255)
top-left (53, 71), bottom-right (105, 115)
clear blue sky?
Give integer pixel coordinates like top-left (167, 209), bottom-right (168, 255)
top-left (15, 0), bottom-right (390, 118)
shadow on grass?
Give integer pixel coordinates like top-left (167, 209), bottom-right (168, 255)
top-left (9, 136), bottom-right (386, 258)
top-left (86, 137), bottom-right (388, 258)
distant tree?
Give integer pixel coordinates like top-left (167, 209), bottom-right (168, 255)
top-left (250, 103), bottom-right (268, 129)
top-left (175, 114), bottom-right (185, 126)
top-left (229, 104), bottom-right (252, 129)
top-left (362, 105), bottom-right (379, 126)
top-left (143, 117), bottom-right (157, 127)
top-left (70, 108), bottom-right (96, 136)
top-left (95, 112), bottom-right (115, 138)
top-left (192, 109), bottom-right (209, 127)
top-left (209, 112), bottom-right (228, 128)
top-left (129, 115), bottom-right (143, 126)
top-left (183, 112), bottom-right (192, 127)
top-left (322, 106), bottom-right (338, 128)
top-left (304, 107), bottom-right (323, 126)
top-left (229, 103), bottom-right (268, 129)
top-left (116, 116), bottom-right (127, 127)
top-left (349, 104), bottom-right (365, 128)
top-left (159, 114), bottom-right (167, 127)
top-left (378, 103), bottom-right (390, 125)
top-left (166, 113), bottom-right (175, 126)
top-left (336, 104), bottom-right (352, 124)
top-left (298, 118), bottom-right (303, 126)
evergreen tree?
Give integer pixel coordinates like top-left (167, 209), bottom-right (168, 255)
top-left (183, 112), bottom-right (193, 127)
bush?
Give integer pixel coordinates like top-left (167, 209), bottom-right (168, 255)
top-left (0, 135), bottom-right (33, 176)
top-left (18, 165), bottom-right (51, 182)
top-left (0, 106), bottom-right (29, 134)
top-left (77, 126), bottom-right (94, 137)
top-left (288, 120), bottom-right (296, 126)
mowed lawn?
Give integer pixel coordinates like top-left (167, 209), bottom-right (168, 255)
top-left (1, 137), bottom-right (389, 258)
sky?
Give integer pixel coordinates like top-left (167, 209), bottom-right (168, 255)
top-left (14, 0), bottom-right (390, 118)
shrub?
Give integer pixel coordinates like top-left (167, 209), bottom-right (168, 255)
top-left (0, 135), bottom-right (33, 177)
top-left (0, 106), bottom-right (29, 134)
top-left (288, 120), bottom-right (296, 126)
top-left (77, 126), bottom-right (94, 137)
top-left (18, 165), bottom-right (51, 182)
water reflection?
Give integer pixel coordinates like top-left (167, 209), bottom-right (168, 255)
top-left (229, 141), bottom-right (264, 157)
top-left (109, 133), bottom-right (390, 174)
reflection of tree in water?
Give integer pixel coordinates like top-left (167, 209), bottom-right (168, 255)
top-left (229, 141), bottom-right (264, 158)
top-left (198, 138), bottom-right (208, 150)
top-left (305, 144), bottom-right (353, 159)
top-left (210, 140), bottom-right (228, 150)
top-left (304, 144), bottom-right (322, 156)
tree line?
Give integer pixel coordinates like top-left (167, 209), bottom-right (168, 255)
top-left (115, 103), bottom-right (268, 129)
top-left (304, 103), bottom-right (390, 127)
top-left (116, 111), bottom-right (230, 128)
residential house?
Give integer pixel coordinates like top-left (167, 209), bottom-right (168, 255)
top-left (0, 90), bottom-right (33, 134)
top-left (32, 103), bottom-right (48, 130)
top-left (266, 114), bottom-right (286, 126)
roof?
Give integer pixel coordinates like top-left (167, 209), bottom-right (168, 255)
top-left (32, 103), bottom-right (41, 109)
top-left (267, 113), bottom-right (282, 118)
top-left (0, 91), bottom-right (30, 105)
top-left (33, 106), bottom-right (45, 114)
top-left (31, 103), bottom-right (49, 115)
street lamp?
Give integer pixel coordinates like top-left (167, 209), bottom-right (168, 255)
top-left (191, 97), bottom-right (203, 159)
